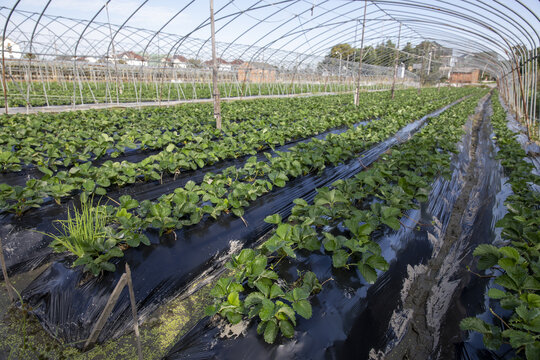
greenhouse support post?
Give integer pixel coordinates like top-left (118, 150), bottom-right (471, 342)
top-left (210, 0), bottom-right (222, 129)
top-left (0, 235), bottom-right (15, 303)
top-left (391, 23), bottom-right (402, 99)
top-left (354, 0), bottom-right (367, 106)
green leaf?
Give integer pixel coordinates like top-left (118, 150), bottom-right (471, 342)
top-left (502, 329), bottom-right (535, 348)
top-left (332, 249), bottom-right (349, 268)
top-left (275, 223), bottom-right (290, 239)
top-left (526, 342), bottom-right (540, 360)
top-left (365, 255), bottom-right (389, 271)
top-left (83, 179), bottom-right (95, 192)
top-left (270, 284), bottom-right (284, 299)
top-left (292, 288), bottom-right (309, 301)
top-left (205, 305), bottom-right (217, 316)
top-left (259, 299), bottom-right (275, 321)
top-left (381, 216), bottom-right (401, 231)
top-left (276, 304), bottom-right (296, 325)
top-left (358, 263), bottom-right (378, 284)
top-left (166, 143), bottom-right (176, 152)
top-left (279, 320), bottom-right (295, 338)
top-left (264, 214), bottom-right (282, 224)
top-left (237, 248), bottom-right (255, 264)
top-left (255, 278), bottom-right (272, 298)
top-left (292, 299), bottom-right (312, 319)
top-left (525, 293), bottom-right (540, 308)
top-left (473, 244), bottom-right (501, 270)
top-left (499, 246), bottom-right (520, 260)
top-left (251, 255), bottom-right (267, 277)
top-left (245, 292), bottom-right (265, 307)
top-left (487, 288), bottom-right (507, 299)
top-left (460, 317), bottom-right (492, 334)
top-left (100, 261), bottom-right (116, 273)
top-left (227, 291), bottom-right (241, 307)
top-left (263, 320), bottom-right (278, 344)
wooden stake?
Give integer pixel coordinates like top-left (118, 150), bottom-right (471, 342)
top-left (125, 263), bottom-right (143, 360)
top-left (84, 273), bottom-right (127, 350)
top-left (0, 235), bottom-right (15, 303)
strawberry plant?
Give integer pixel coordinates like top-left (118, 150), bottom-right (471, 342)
top-left (460, 94), bottom-right (540, 359)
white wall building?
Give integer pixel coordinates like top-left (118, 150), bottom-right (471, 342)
top-left (2, 38), bottom-right (21, 59)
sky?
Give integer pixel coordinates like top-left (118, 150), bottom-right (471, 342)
top-left (2, 0), bottom-right (539, 66)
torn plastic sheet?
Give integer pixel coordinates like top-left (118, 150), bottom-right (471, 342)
top-left (19, 98), bottom-right (465, 346)
top-left (163, 95), bottom-right (513, 359)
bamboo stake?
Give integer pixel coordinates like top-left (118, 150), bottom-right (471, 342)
top-left (84, 273), bottom-right (127, 350)
top-left (125, 264), bottom-right (143, 360)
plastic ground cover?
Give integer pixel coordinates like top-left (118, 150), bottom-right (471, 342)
top-left (19, 97), bottom-right (468, 347)
top-left (162, 94), bottom-right (516, 359)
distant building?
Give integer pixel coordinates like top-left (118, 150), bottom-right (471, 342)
top-left (114, 51), bottom-right (148, 66)
top-left (76, 56), bottom-right (98, 64)
top-left (238, 61), bottom-right (277, 83)
top-left (162, 55), bottom-right (189, 68)
top-left (204, 58), bottom-right (232, 71)
top-left (1, 37), bottom-right (21, 59)
top-left (449, 68), bottom-right (480, 84)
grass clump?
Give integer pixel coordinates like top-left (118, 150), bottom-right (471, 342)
top-left (44, 198), bottom-right (123, 276)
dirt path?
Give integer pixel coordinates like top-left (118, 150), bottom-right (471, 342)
top-left (385, 95), bottom-right (492, 360)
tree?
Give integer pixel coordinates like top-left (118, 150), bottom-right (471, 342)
top-left (330, 43), bottom-right (355, 60)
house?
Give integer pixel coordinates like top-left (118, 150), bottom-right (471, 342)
top-left (230, 59), bottom-right (244, 66)
top-left (162, 55), bottom-right (189, 68)
top-left (76, 56), bottom-right (98, 64)
top-left (1, 37), bottom-right (21, 59)
top-left (449, 68), bottom-right (480, 84)
top-left (114, 51), bottom-right (148, 66)
top-left (204, 58), bottom-right (232, 71)
top-left (238, 61), bottom-right (277, 83)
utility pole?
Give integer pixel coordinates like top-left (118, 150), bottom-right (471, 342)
top-left (391, 23), bottom-right (402, 99)
top-left (354, 0), bottom-right (367, 106)
top-left (210, 0), bottom-right (221, 129)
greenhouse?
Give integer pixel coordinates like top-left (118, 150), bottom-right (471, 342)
top-left (0, 0), bottom-right (538, 359)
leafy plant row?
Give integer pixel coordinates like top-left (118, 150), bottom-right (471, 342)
top-left (460, 94), bottom-right (540, 359)
top-left (1, 92), bottom-right (371, 171)
top-left (5, 81), bottom-right (356, 108)
top-left (205, 92), bottom-right (484, 344)
top-left (43, 89), bottom-right (484, 276)
top-left (0, 89), bottom-right (476, 215)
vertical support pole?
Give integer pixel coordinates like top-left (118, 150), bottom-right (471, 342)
top-left (210, 0), bottom-right (222, 129)
top-left (1, 44), bottom-right (8, 114)
top-left (0, 236), bottom-right (15, 303)
top-left (354, 0), bottom-right (367, 106)
top-left (391, 23), bottom-right (402, 99)
top-left (125, 264), bottom-right (143, 360)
